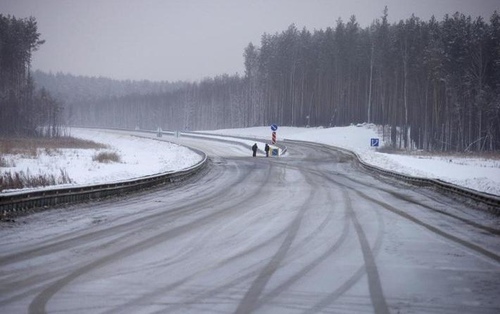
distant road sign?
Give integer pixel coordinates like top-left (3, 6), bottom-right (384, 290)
top-left (271, 124), bottom-right (278, 131)
top-left (370, 138), bottom-right (380, 147)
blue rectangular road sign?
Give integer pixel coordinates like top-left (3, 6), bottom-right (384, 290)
top-left (370, 138), bottom-right (379, 147)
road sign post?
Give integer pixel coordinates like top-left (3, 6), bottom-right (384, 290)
top-left (271, 124), bottom-right (278, 144)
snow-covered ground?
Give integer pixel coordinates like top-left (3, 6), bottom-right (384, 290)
top-left (1, 125), bottom-right (499, 196)
top-left (206, 125), bottom-right (500, 196)
top-left (0, 129), bottom-right (202, 193)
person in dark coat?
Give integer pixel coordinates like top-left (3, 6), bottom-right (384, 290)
top-left (265, 143), bottom-right (270, 157)
top-left (252, 143), bottom-right (258, 157)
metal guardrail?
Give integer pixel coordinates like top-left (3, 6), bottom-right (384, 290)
top-left (0, 149), bottom-right (207, 219)
top-left (330, 144), bottom-right (500, 212)
top-left (2, 129), bottom-right (497, 219)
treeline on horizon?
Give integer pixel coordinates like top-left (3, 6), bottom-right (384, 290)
top-left (32, 71), bottom-right (188, 103)
top-left (0, 13), bottom-right (186, 138)
top-left (30, 9), bottom-right (500, 151)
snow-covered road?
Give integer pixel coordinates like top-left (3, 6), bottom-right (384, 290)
top-left (1, 135), bottom-right (499, 313)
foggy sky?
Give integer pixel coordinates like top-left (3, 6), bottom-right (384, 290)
top-left (1, 0), bottom-right (498, 82)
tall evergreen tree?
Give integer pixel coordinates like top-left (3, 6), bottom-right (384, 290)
top-left (0, 14), bottom-right (48, 136)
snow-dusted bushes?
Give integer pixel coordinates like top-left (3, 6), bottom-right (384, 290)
top-left (0, 136), bottom-right (107, 191)
top-left (0, 169), bottom-right (72, 191)
top-left (0, 156), bottom-right (10, 167)
top-left (92, 151), bottom-right (121, 163)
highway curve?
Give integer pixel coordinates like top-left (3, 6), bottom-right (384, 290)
top-left (0, 134), bottom-right (499, 314)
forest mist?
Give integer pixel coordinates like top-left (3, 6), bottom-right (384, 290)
top-left (6, 10), bottom-right (500, 152)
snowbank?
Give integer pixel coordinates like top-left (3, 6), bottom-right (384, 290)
top-left (0, 129), bottom-right (202, 193)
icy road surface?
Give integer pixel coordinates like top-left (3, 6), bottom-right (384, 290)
top-left (0, 134), bottom-right (499, 314)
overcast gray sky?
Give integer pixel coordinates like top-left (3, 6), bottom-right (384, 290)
top-left (1, 0), bottom-right (498, 82)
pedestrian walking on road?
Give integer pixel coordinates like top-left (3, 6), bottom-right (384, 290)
top-left (265, 143), bottom-right (270, 157)
top-left (252, 143), bottom-right (258, 157)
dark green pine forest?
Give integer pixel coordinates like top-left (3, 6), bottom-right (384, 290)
top-left (4, 9), bottom-right (500, 152)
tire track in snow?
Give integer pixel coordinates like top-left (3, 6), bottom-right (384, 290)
top-left (248, 152), bottom-right (353, 311)
top-left (1, 162), bottom-right (234, 303)
top-left (148, 160), bottom-right (352, 313)
top-left (106, 158), bottom-right (298, 313)
top-left (289, 140), bottom-right (500, 236)
top-left (355, 190), bottom-right (500, 264)
top-left (271, 140), bottom-right (390, 313)
top-left (27, 159), bottom-right (273, 314)
top-left (333, 167), bottom-right (500, 236)
top-left (233, 185), bottom-right (314, 314)
top-left (303, 188), bottom-right (388, 314)
top-left (0, 162), bottom-right (224, 267)
top-left (347, 191), bottom-right (390, 314)
top-left (139, 167), bottom-right (346, 313)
